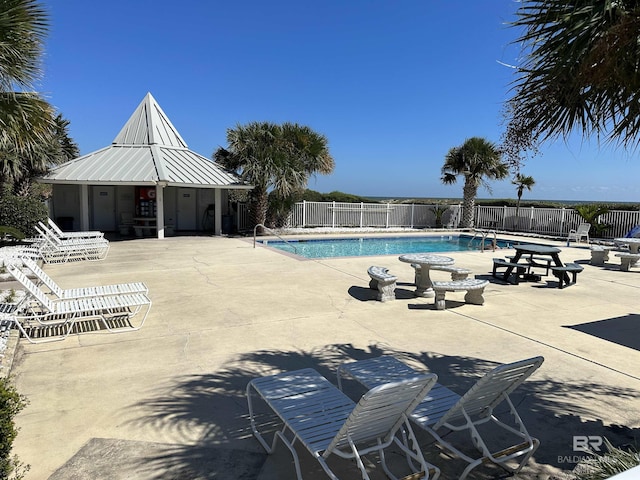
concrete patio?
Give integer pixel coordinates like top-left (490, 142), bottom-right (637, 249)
top-left (5, 233), bottom-right (640, 479)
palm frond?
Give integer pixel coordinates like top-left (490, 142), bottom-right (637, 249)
top-left (506, 0), bottom-right (640, 150)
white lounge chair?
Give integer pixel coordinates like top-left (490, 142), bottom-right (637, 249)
top-left (7, 264), bottom-right (151, 343)
top-left (33, 224), bottom-right (109, 263)
top-left (567, 223), bottom-right (591, 243)
top-left (18, 256), bottom-right (148, 299)
top-left (38, 222), bottom-right (108, 247)
top-left (337, 355), bottom-right (544, 479)
top-left (247, 367), bottom-right (440, 480)
top-left (46, 218), bottom-right (104, 240)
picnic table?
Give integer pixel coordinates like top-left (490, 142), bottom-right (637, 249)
top-left (501, 244), bottom-right (568, 285)
top-left (398, 253), bottom-right (454, 298)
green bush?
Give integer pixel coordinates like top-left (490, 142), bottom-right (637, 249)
top-left (575, 204), bottom-right (613, 238)
top-left (0, 377), bottom-right (29, 480)
top-left (0, 194), bottom-right (47, 238)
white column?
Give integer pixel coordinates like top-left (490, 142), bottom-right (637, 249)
top-left (156, 184), bottom-right (165, 239)
top-left (80, 185), bottom-right (89, 230)
top-left (214, 189), bottom-right (222, 235)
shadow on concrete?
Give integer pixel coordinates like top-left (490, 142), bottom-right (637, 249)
top-left (348, 285), bottom-right (416, 302)
top-left (49, 438), bottom-right (266, 480)
top-left (565, 314), bottom-right (640, 351)
top-left (113, 344), bottom-right (639, 479)
top-left (475, 273), bottom-right (519, 287)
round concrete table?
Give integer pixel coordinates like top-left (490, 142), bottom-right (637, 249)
top-left (399, 253), bottom-right (454, 298)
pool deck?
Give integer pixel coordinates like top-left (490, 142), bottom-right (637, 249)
top-left (5, 232), bottom-right (640, 479)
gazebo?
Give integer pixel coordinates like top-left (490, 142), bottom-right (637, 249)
top-left (39, 93), bottom-right (251, 239)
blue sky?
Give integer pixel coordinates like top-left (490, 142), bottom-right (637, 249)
top-left (40, 0), bottom-right (639, 202)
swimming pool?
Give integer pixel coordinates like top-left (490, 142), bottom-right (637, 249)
top-left (259, 235), bottom-right (513, 259)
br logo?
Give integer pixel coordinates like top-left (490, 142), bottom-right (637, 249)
top-left (573, 435), bottom-right (603, 452)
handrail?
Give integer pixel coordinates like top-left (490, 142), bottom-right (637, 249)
top-left (469, 228), bottom-right (497, 252)
top-left (486, 229), bottom-right (497, 252)
top-left (253, 224), bottom-right (297, 253)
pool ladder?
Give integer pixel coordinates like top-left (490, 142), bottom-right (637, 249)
top-left (469, 229), bottom-right (497, 252)
top-left (253, 224), bottom-right (297, 253)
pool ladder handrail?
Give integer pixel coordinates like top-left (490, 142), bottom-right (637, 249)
top-left (469, 228), bottom-right (497, 252)
top-left (253, 224), bottom-right (297, 253)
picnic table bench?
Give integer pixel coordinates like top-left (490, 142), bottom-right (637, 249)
top-left (413, 263), bottom-right (472, 282)
top-left (492, 258), bottom-right (530, 284)
top-left (550, 263), bottom-right (583, 289)
top-left (432, 279), bottom-right (489, 310)
top-left (367, 266), bottom-right (397, 302)
top-left (507, 254), bottom-right (552, 275)
top-left (614, 252), bottom-right (640, 271)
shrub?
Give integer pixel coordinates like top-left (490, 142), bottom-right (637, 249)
top-left (429, 202), bottom-right (451, 227)
top-left (575, 204), bottom-right (613, 238)
top-left (0, 377), bottom-right (29, 480)
top-left (0, 194), bottom-right (47, 238)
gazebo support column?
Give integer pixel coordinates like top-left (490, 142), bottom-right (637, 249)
top-left (80, 185), bottom-right (90, 231)
top-left (214, 189), bottom-right (222, 236)
top-left (156, 183), bottom-right (166, 239)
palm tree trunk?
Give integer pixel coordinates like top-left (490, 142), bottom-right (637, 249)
top-left (250, 185), bottom-right (269, 233)
top-left (461, 180), bottom-right (478, 228)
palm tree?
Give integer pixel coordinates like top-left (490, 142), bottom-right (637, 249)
top-left (512, 173), bottom-right (535, 230)
top-left (10, 113), bottom-right (79, 196)
top-left (214, 121), bottom-right (334, 230)
top-left (0, 0), bottom-right (56, 184)
top-left (441, 137), bottom-right (509, 228)
top-left (503, 0), bottom-right (640, 160)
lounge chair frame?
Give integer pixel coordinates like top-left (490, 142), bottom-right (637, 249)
top-left (33, 225), bottom-right (109, 263)
top-left (247, 367), bottom-right (440, 480)
top-left (19, 256), bottom-right (148, 299)
top-left (46, 218), bottom-right (104, 240)
top-left (8, 264), bottom-right (151, 343)
top-left (337, 355), bottom-right (543, 479)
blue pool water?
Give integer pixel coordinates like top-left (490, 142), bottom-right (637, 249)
top-left (260, 235), bottom-right (513, 259)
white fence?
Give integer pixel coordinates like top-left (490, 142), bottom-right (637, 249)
top-left (474, 205), bottom-right (640, 238)
top-left (288, 201), bottom-right (462, 229)
top-left (252, 201), bottom-right (640, 239)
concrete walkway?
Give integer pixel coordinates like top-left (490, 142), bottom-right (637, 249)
top-left (6, 233), bottom-right (640, 479)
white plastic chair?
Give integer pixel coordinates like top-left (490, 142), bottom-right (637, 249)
top-left (338, 355), bottom-right (544, 479)
top-left (568, 223), bottom-right (591, 243)
top-left (247, 367), bottom-right (440, 480)
top-left (19, 257), bottom-right (148, 299)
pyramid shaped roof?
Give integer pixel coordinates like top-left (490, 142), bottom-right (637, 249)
top-left (40, 93), bottom-right (247, 189)
top-left (113, 93), bottom-right (187, 147)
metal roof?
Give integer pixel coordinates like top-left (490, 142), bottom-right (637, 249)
top-left (40, 93), bottom-right (249, 189)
